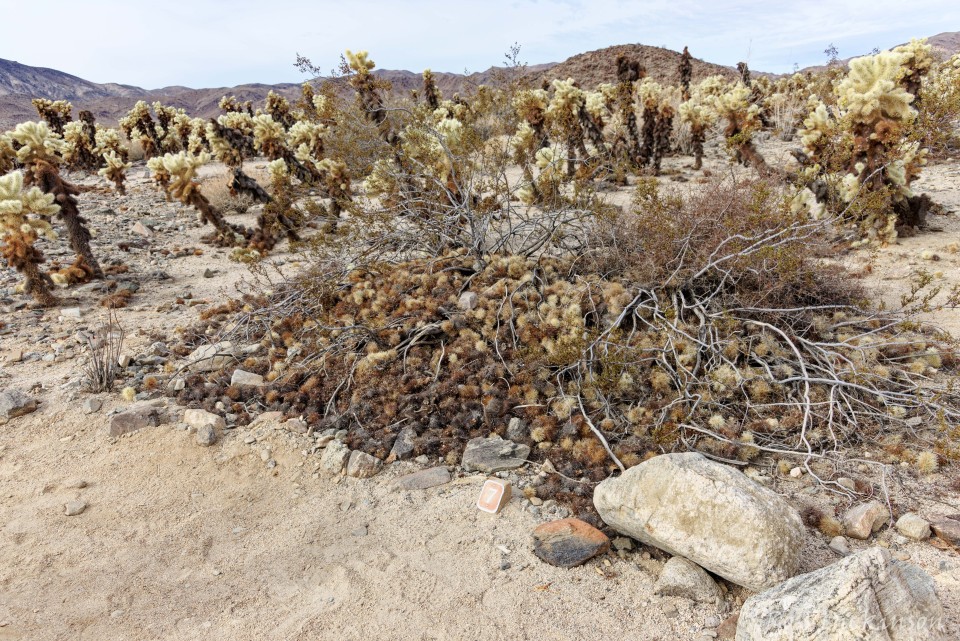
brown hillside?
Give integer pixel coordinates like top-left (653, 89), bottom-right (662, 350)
top-left (532, 44), bottom-right (739, 87)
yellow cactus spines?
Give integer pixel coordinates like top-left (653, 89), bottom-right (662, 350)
top-left (837, 52), bottom-right (916, 124)
top-left (893, 38), bottom-right (934, 96)
top-left (345, 50), bottom-right (376, 77)
top-left (94, 126), bottom-right (127, 159)
top-left (157, 151), bottom-right (210, 202)
top-left (31, 98), bottom-right (73, 135)
top-left (799, 101), bottom-right (836, 158)
top-left (287, 121), bottom-right (326, 160)
top-left (252, 114), bottom-right (287, 158)
top-left (98, 150), bottom-right (132, 194)
top-left (679, 98), bottom-right (716, 169)
top-left (10, 121), bottom-right (66, 165)
top-left (0, 133), bottom-right (14, 174)
top-left (267, 158), bottom-right (288, 182)
top-left (0, 170), bottom-right (60, 305)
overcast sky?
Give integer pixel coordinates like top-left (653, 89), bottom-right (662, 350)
top-left (3, 1), bottom-right (957, 89)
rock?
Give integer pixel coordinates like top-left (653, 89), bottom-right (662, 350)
top-left (843, 501), bottom-right (890, 539)
top-left (168, 377), bottom-right (185, 392)
top-left (249, 411), bottom-right (284, 427)
top-left (283, 418), bottom-right (308, 434)
top-left (186, 341), bottom-right (236, 372)
top-left (789, 467), bottom-right (803, 478)
top-left (654, 556), bottom-right (722, 604)
top-left (230, 369), bottom-right (263, 387)
top-left (108, 399), bottom-right (168, 436)
top-left (82, 398), bottom-right (102, 414)
top-left (736, 547), bottom-right (947, 641)
top-left (319, 441), bottom-right (351, 475)
top-left (196, 425), bottom-right (217, 446)
top-left (395, 467), bottom-right (451, 490)
top-left (612, 536), bottom-right (634, 552)
top-left (64, 500), bottom-right (87, 516)
top-left (930, 515), bottom-right (960, 545)
top-left (829, 536), bottom-right (850, 555)
top-left (183, 409), bottom-right (226, 431)
top-left (351, 525), bottom-right (368, 537)
top-left (592, 452), bottom-right (804, 591)
top-left (836, 477), bottom-right (857, 492)
top-left (895, 513), bottom-right (931, 540)
top-left (131, 221), bottom-right (153, 237)
top-left (0, 388), bottom-right (38, 424)
top-left (414, 455), bottom-right (430, 465)
top-left (461, 436), bottom-right (531, 473)
top-left (61, 307), bottom-right (82, 319)
top-left (458, 291), bottom-right (478, 310)
top-left (346, 451), bottom-right (382, 478)
top-left (389, 426), bottom-right (417, 461)
top-left (203, 268), bottom-right (215, 278)
top-left (532, 518), bottom-right (610, 568)
top-left (506, 417), bottom-right (527, 441)
top-left (716, 614), bottom-right (739, 640)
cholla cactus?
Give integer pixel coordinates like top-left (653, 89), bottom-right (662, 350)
top-left (712, 83), bottom-right (771, 174)
top-left (422, 69), bottom-right (441, 110)
top-left (678, 46), bottom-right (693, 100)
top-left (98, 151), bottom-right (132, 194)
top-left (9, 121), bottom-right (103, 278)
top-left (147, 151), bottom-right (249, 245)
top-left (614, 55), bottom-right (645, 165)
top-left (62, 119), bottom-right (100, 171)
top-left (678, 98), bottom-right (715, 170)
top-left (513, 88), bottom-right (550, 156)
top-left (637, 79), bottom-right (661, 167)
top-left (219, 95), bottom-right (254, 116)
top-left (545, 79), bottom-right (588, 178)
top-left (32, 99), bottom-right (72, 136)
top-left (0, 170), bottom-right (60, 305)
top-left (265, 91), bottom-right (295, 130)
top-left (892, 39), bottom-right (934, 99)
top-left (119, 101), bottom-right (161, 158)
top-left (0, 133), bottom-right (14, 174)
top-left (252, 114), bottom-right (320, 183)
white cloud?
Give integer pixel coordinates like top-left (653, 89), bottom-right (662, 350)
top-left (1, 0), bottom-right (956, 87)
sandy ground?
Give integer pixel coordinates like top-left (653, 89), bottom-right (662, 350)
top-left (2, 143), bottom-right (960, 640)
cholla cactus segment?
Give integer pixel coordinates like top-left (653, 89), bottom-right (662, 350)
top-left (252, 114), bottom-right (286, 155)
top-left (893, 39), bottom-right (934, 85)
top-left (0, 170), bottom-right (59, 237)
top-left (94, 126), bottom-right (127, 159)
top-left (0, 133), bottom-right (15, 173)
top-left (267, 158), bottom-right (288, 181)
top-left (287, 121), bottom-right (326, 159)
top-left (678, 100), bottom-right (716, 129)
top-left (150, 151), bottom-right (210, 202)
top-left (798, 101), bottom-right (836, 155)
top-left (9, 121), bottom-right (66, 164)
top-left (837, 52), bottom-right (916, 124)
top-left (98, 150), bottom-right (132, 193)
top-left (346, 50), bottom-right (375, 76)
top-left (32, 98), bottom-right (73, 135)
top-left (790, 186), bottom-right (826, 220)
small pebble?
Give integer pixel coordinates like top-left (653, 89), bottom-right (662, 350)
top-left (64, 500), bottom-right (87, 516)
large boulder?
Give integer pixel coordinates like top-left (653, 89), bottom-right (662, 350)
top-left (736, 547), bottom-right (947, 640)
top-left (593, 452), bottom-right (804, 591)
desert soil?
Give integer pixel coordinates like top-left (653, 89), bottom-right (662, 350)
top-left (1, 139), bottom-right (959, 640)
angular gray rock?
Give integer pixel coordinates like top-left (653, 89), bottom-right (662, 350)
top-left (183, 409), bottom-right (226, 431)
top-left (196, 424), bottom-right (217, 447)
top-left (736, 547), bottom-right (948, 641)
top-left (593, 452), bottom-right (805, 591)
top-left (461, 436), bottom-right (531, 473)
top-left (843, 501), bottom-right (889, 540)
top-left (64, 500), bottom-right (87, 516)
top-left (654, 556), bottom-right (722, 604)
top-left (230, 369), bottom-right (264, 387)
top-left (108, 400), bottom-right (169, 436)
top-left (895, 513), bottom-right (931, 540)
top-left (319, 441), bottom-right (351, 475)
top-left (346, 451), bottom-right (382, 478)
top-left (389, 426), bottom-right (417, 461)
top-left (0, 388), bottom-right (38, 425)
top-left (394, 467), bottom-right (451, 490)
top-left (186, 341), bottom-right (236, 372)
top-left (82, 398), bottom-right (102, 414)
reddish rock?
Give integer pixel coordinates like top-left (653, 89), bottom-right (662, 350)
top-left (717, 613), bottom-right (739, 640)
top-left (533, 518), bottom-right (610, 568)
top-left (932, 515), bottom-right (960, 545)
